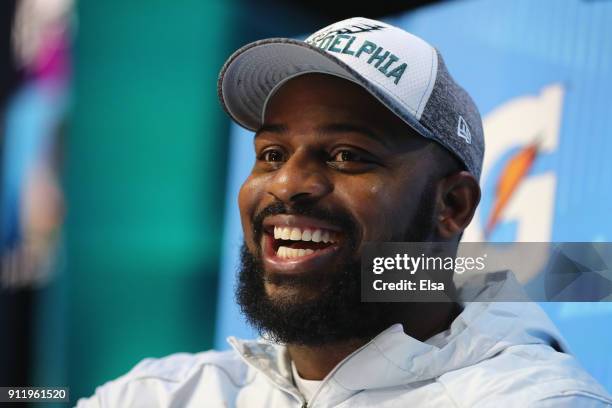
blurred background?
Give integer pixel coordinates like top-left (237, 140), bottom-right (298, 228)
top-left (1, 0), bottom-right (611, 405)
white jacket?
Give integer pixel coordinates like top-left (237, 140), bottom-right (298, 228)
top-left (76, 272), bottom-right (612, 407)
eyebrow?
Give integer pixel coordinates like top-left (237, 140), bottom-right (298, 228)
top-left (255, 124), bottom-right (287, 138)
top-left (254, 122), bottom-right (390, 148)
top-left (318, 123), bottom-right (389, 148)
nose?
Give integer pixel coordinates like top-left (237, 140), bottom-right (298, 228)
top-left (266, 148), bottom-right (333, 205)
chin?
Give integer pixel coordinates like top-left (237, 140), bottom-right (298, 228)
top-left (264, 279), bottom-right (327, 303)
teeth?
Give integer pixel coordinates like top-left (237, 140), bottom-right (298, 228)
top-left (290, 228), bottom-right (302, 241)
top-left (281, 227), bottom-right (291, 240)
top-left (276, 246), bottom-right (316, 259)
top-left (321, 231), bottom-right (330, 243)
top-left (272, 226), bottom-right (337, 244)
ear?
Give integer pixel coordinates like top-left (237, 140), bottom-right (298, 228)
top-left (435, 171), bottom-right (481, 240)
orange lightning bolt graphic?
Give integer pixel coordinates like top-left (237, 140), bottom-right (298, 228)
top-left (485, 139), bottom-right (540, 238)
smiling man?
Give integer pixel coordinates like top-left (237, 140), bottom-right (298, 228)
top-left (77, 17), bottom-right (612, 407)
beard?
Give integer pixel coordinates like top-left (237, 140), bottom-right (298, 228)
top-left (236, 187), bottom-right (438, 347)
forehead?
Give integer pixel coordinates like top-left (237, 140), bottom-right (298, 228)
top-left (263, 73), bottom-right (415, 138)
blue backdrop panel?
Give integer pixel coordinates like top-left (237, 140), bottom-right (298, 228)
top-left (215, 0), bottom-right (612, 391)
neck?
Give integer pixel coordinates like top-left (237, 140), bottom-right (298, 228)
top-left (288, 301), bottom-right (461, 380)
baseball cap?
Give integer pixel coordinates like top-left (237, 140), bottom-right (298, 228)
top-left (217, 17), bottom-right (484, 180)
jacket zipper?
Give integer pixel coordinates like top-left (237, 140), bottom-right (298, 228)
top-left (304, 331), bottom-right (389, 408)
top-left (227, 340), bottom-right (307, 407)
top-left (229, 334), bottom-right (382, 408)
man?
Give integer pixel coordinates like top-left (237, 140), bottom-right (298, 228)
top-left (77, 17), bottom-right (612, 407)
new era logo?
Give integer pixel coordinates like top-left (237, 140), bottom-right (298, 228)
top-left (457, 116), bottom-right (472, 144)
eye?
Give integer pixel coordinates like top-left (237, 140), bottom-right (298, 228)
top-left (259, 148), bottom-right (286, 163)
top-left (327, 147), bottom-right (380, 172)
top-left (330, 149), bottom-right (365, 163)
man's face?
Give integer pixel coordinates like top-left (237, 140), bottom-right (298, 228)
top-left (236, 73), bottom-right (446, 345)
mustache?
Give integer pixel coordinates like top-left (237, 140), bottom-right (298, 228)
top-left (252, 201), bottom-right (359, 250)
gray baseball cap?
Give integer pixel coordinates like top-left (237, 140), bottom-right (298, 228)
top-left (218, 17), bottom-right (485, 180)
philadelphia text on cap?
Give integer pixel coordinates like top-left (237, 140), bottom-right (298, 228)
top-left (305, 23), bottom-right (407, 85)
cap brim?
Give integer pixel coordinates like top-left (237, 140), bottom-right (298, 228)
top-left (218, 38), bottom-right (356, 131)
top-left (218, 38), bottom-right (433, 140)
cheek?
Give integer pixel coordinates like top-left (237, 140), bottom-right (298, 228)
top-left (238, 175), bottom-right (267, 249)
top-left (341, 176), bottom-right (424, 242)
top-left (365, 184), bottom-right (400, 239)
top-left (338, 179), bottom-right (394, 241)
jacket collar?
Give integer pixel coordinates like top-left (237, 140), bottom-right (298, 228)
top-left (227, 271), bottom-right (566, 395)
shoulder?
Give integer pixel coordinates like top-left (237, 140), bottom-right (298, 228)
top-left (126, 349), bottom-right (246, 383)
top-left (437, 343), bottom-right (612, 407)
top-left (75, 349), bottom-right (249, 408)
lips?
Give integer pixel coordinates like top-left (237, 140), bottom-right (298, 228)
top-left (261, 215), bottom-right (344, 274)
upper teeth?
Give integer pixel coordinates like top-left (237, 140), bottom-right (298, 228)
top-left (273, 226), bottom-right (336, 243)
